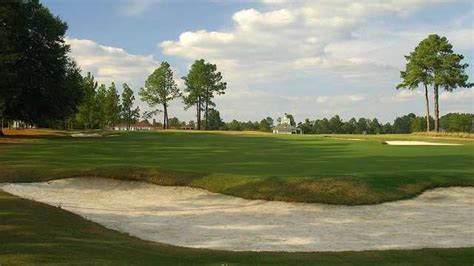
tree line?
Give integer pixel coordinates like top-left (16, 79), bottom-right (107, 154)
top-left (166, 112), bottom-right (471, 134)
top-left (67, 73), bottom-right (140, 130)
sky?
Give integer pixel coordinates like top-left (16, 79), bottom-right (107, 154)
top-left (43, 0), bottom-right (474, 123)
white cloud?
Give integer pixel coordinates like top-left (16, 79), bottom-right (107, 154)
top-left (67, 38), bottom-right (159, 87)
top-left (440, 88), bottom-right (474, 103)
top-left (160, 0), bottom-right (468, 88)
top-left (68, 1), bottom-right (473, 123)
top-left (156, 0), bottom-right (472, 122)
top-left (66, 38), bottom-right (192, 122)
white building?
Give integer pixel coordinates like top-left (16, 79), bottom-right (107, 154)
top-left (272, 115), bottom-right (302, 134)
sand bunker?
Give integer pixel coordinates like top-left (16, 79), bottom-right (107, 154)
top-left (1, 178), bottom-right (473, 252)
top-left (71, 133), bottom-right (102, 138)
top-left (384, 140), bottom-right (461, 146)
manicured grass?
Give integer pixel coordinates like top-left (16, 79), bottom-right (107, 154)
top-left (0, 130), bottom-right (473, 204)
top-left (1, 190), bottom-right (473, 265)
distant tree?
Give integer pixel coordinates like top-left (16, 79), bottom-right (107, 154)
top-left (259, 117), bottom-right (274, 132)
top-left (183, 59), bottom-right (226, 130)
top-left (104, 82), bottom-right (121, 129)
top-left (298, 119), bottom-right (313, 134)
top-left (121, 83), bottom-right (140, 130)
top-left (355, 118), bottom-right (369, 134)
top-left (206, 108), bottom-right (225, 130)
top-left (440, 113), bottom-right (473, 133)
top-left (315, 118), bottom-right (330, 134)
top-left (75, 73), bottom-right (98, 129)
top-left (203, 63), bottom-right (226, 130)
top-left (168, 117), bottom-right (182, 129)
top-left (139, 62), bottom-right (180, 129)
top-left (411, 116), bottom-right (434, 132)
top-left (0, 0), bottom-right (83, 134)
top-left (368, 118), bottom-right (382, 134)
top-left (329, 115), bottom-right (343, 133)
top-left (398, 45), bottom-right (432, 132)
top-left (95, 84), bottom-right (107, 129)
top-left (227, 120), bottom-right (242, 131)
top-left (381, 122), bottom-right (393, 134)
top-left (403, 35), bottom-right (471, 132)
top-left (393, 113), bottom-right (416, 133)
top-left (342, 118), bottom-right (357, 134)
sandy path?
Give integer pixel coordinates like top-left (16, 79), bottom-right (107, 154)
top-left (384, 141), bottom-right (461, 146)
top-left (1, 178), bottom-right (473, 252)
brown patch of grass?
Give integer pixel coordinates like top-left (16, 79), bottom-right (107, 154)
top-left (288, 178), bottom-right (385, 205)
top-left (3, 128), bottom-right (67, 136)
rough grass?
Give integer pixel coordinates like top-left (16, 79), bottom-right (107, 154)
top-left (1, 190), bottom-right (473, 265)
top-left (1, 130), bottom-right (473, 205)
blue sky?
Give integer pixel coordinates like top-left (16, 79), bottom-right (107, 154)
top-left (43, 0), bottom-right (473, 123)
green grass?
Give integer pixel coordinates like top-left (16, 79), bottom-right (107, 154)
top-left (1, 130), bottom-right (473, 264)
top-left (1, 190), bottom-right (473, 265)
top-left (1, 130), bottom-right (473, 204)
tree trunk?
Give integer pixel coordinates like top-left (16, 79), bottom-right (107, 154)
top-left (0, 117), bottom-right (4, 136)
top-left (205, 99), bottom-right (209, 130)
top-left (163, 103), bottom-right (168, 130)
top-left (424, 84), bottom-right (430, 132)
top-left (197, 97), bottom-right (201, 130)
top-left (433, 84), bottom-right (440, 132)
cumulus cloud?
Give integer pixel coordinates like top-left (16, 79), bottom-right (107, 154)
top-left (160, 0), bottom-right (469, 88)
top-left (67, 38), bottom-right (159, 86)
top-left (67, 1), bottom-right (473, 123)
top-left (156, 0), bottom-right (472, 122)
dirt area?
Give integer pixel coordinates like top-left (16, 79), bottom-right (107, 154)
top-left (1, 177), bottom-right (473, 252)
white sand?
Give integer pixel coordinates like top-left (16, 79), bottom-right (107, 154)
top-left (384, 141), bottom-right (461, 146)
top-left (1, 178), bottom-right (473, 252)
top-left (71, 133), bottom-right (102, 138)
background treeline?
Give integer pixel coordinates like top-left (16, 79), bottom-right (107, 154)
top-left (297, 113), bottom-right (473, 134)
top-left (166, 112), bottom-right (472, 134)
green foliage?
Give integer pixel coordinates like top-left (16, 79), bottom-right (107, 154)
top-left (168, 117), bottom-right (184, 129)
top-left (121, 83), bottom-right (140, 128)
top-left (0, 0), bottom-right (83, 126)
top-left (400, 34), bottom-right (472, 132)
top-left (75, 73), bottom-right (98, 129)
top-left (411, 116), bottom-right (435, 132)
top-left (95, 84), bottom-right (107, 129)
top-left (104, 82), bottom-right (121, 128)
top-left (259, 117), bottom-right (274, 132)
top-left (392, 113), bottom-right (416, 134)
top-left (139, 61), bottom-right (180, 129)
top-left (440, 113), bottom-right (473, 133)
top-left (205, 108), bottom-right (225, 130)
top-left (183, 59), bottom-right (226, 130)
